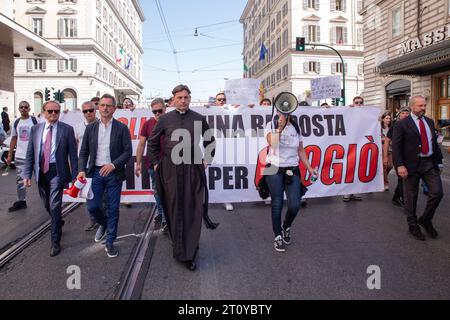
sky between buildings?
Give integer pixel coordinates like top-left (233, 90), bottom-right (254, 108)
top-left (141, 0), bottom-right (246, 101)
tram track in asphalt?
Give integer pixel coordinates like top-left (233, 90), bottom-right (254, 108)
top-left (113, 205), bottom-right (158, 300)
top-left (0, 202), bottom-right (80, 269)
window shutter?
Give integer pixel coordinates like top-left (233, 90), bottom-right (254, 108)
top-left (331, 0), bottom-right (336, 11)
top-left (27, 59), bottom-right (33, 72)
top-left (303, 62), bottom-right (309, 73)
top-left (71, 59), bottom-right (77, 72)
top-left (73, 19), bottom-right (78, 37)
top-left (42, 60), bottom-right (46, 72)
top-left (316, 25), bottom-right (321, 43)
top-left (303, 25), bottom-right (308, 42)
top-left (332, 63), bottom-right (336, 74)
top-left (58, 60), bottom-right (64, 72)
top-left (58, 19), bottom-right (64, 37)
top-left (303, 0), bottom-right (308, 10)
top-left (315, 0), bottom-right (320, 10)
top-left (317, 62), bottom-right (321, 74)
top-left (73, 0), bottom-right (78, 3)
top-left (358, 64), bottom-right (363, 75)
top-left (330, 27), bottom-right (335, 44)
top-left (58, 0), bottom-right (64, 3)
top-left (342, 0), bottom-right (347, 12)
top-left (344, 63), bottom-right (348, 74)
top-left (343, 27), bottom-right (348, 44)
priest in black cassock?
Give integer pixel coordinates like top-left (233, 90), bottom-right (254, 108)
top-left (148, 85), bottom-right (217, 271)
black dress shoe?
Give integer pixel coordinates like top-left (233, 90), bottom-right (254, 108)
top-left (8, 201), bottom-right (27, 212)
top-left (50, 243), bottom-right (61, 257)
top-left (409, 225), bottom-right (426, 241)
top-left (392, 197), bottom-right (403, 207)
top-left (185, 261), bottom-right (196, 271)
top-left (418, 217), bottom-right (438, 238)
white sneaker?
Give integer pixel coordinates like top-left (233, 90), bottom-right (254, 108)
top-left (224, 203), bottom-right (234, 211)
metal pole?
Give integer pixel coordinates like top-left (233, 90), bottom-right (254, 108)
top-left (307, 43), bottom-right (346, 105)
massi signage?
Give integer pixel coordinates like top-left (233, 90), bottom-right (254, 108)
top-left (399, 24), bottom-right (450, 56)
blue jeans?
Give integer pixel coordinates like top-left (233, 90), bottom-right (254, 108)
top-left (266, 172), bottom-right (302, 237)
top-left (87, 168), bottom-right (122, 245)
top-left (149, 167), bottom-right (165, 223)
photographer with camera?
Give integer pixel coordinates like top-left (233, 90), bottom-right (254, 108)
top-left (264, 109), bottom-right (316, 253)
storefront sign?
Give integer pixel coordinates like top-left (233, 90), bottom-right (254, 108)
top-left (400, 24), bottom-right (450, 55)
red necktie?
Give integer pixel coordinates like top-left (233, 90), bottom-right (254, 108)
top-left (418, 118), bottom-right (429, 155)
top-left (41, 125), bottom-right (53, 173)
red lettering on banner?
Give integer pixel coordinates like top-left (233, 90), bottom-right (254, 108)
top-left (117, 117), bottom-right (127, 126)
top-left (345, 144), bottom-right (357, 183)
top-left (321, 144), bottom-right (344, 185)
top-left (129, 117), bottom-right (137, 140)
top-left (358, 137), bottom-right (378, 183)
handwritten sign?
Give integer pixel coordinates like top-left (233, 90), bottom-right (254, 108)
top-left (311, 76), bottom-right (342, 100)
top-left (224, 78), bottom-right (261, 106)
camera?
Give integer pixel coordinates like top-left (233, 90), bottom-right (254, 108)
top-left (437, 119), bottom-right (450, 128)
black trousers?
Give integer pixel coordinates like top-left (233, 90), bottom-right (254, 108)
top-left (403, 158), bottom-right (443, 227)
top-left (38, 165), bottom-right (64, 244)
top-left (393, 174), bottom-right (404, 200)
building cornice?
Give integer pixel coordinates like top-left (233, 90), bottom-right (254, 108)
top-left (240, 0), bottom-right (254, 23)
top-left (132, 0), bottom-right (145, 22)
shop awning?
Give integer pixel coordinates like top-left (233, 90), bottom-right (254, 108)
top-left (378, 39), bottom-right (450, 76)
top-left (0, 13), bottom-right (69, 60)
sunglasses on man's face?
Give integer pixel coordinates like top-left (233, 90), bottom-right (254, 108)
top-left (19, 106), bottom-right (29, 109)
top-left (217, 99), bottom-right (226, 102)
top-left (354, 101), bottom-right (363, 105)
top-left (46, 109), bottom-right (60, 114)
top-left (83, 109), bottom-right (95, 114)
top-left (152, 109), bottom-right (164, 115)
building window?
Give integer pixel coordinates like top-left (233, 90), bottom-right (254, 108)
top-left (58, 18), bottom-right (77, 38)
top-left (29, 59), bottom-right (45, 71)
top-left (271, 43), bottom-right (275, 59)
top-left (62, 89), bottom-right (77, 111)
top-left (276, 69), bottom-right (282, 81)
top-left (357, 27), bottom-right (363, 45)
top-left (282, 29), bottom-right (288, 49)
top-left (331, 26), bottom-right (347, 44)
top-left (332, 0), bottom-right (346, 12)
top-left (271, 73), bottom-right (276, 84)
top-left (271, 19), bottom-right (276, 32)
top-left (276, 37), bottom-right (281, 55)
top-left (305, 25), bottom-right (320, 43)
top-left (304, 61), bottom-right (320, 73)
top-left (358, 63), bottom-right (364, 75)
top-left (59, 0), bottom-right (77, 3)
top-left (96, 63), bottom-right (101, 76)
top-left (332, 62), bottom-right (347, 73)
top-left (282, 2), bottom-right (288, 16)
top-left (31, 18), bottom-right (43, 36)
top-left (58, 59), bottom-right (77, 72)
top-left (34, 92), bottom-right (43, 115)
top-left (96, 25), bottom-right (101, 43)
top-left (391, 5), bottom-right (403, 38)
top-left (304, 0), bottom-right (319, 10)
top-left (282, 64), bottom-right (289, 77)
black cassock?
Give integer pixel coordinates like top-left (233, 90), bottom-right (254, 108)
top-left (147, 108), bottom-right (217, 262)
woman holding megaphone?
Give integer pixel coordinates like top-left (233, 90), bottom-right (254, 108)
top-left (264, 93), bottom-right (317, 253)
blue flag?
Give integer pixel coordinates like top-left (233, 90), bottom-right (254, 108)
top-left (259, 43), bottom-right (268, 61)
top-left (125, 55), bottom-right (132, 70)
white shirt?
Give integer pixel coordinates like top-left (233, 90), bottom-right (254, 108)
top-left (264, 122), bottom-right (302, 167)
top-left (11, 117), bottom-right (35, 159)
top-left (410, 113), bottom-right (433, 157)
top-left (75, 119), bottom-right (97, 156)
top-left (41, 121), bottom-right (58, 164)
top-left (95, 119), bottom-right (113, 166)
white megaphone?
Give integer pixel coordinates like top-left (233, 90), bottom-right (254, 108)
top-left (64, 177), bottom-right (87, 198)
top-left (273, 92), bottom-right (298, 115)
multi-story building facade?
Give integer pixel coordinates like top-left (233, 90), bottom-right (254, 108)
top-left (240, 0), bottom-right (364, 105)
top-left (13, 0), bottom-right (145, 115)
top-left (362, 0), bottom-right (450, 137)
top-left (0, 2), bottom-right (68, 119)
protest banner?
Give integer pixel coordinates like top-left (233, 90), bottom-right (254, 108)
top-left (61, 106), bottom-right (384, 203)
top-left (224, 78), bottom-right (261, 106)
top-left (310, 76), bottom-right (342, 100)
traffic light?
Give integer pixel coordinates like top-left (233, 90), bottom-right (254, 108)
top-left (296, 37), bottom-right (305, 51)
top-left (53, 90), bottom-right (64, 103)
top-left (331, 98), bottom-right (336, 106)
top-left (45, 88), bottom-right (51, 101)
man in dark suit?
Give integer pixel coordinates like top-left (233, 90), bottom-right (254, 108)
top-left (392, 95), bottom-right (444, 240)
top-left (23, 101), bottom-right (78, 256)
top-left (2, 107), bottom-right (10, 133)
top-left (77, 93), bottom-right (132, 258)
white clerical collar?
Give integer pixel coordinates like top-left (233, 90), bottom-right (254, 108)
top-left (176, 108), bottom-right (188, 114)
